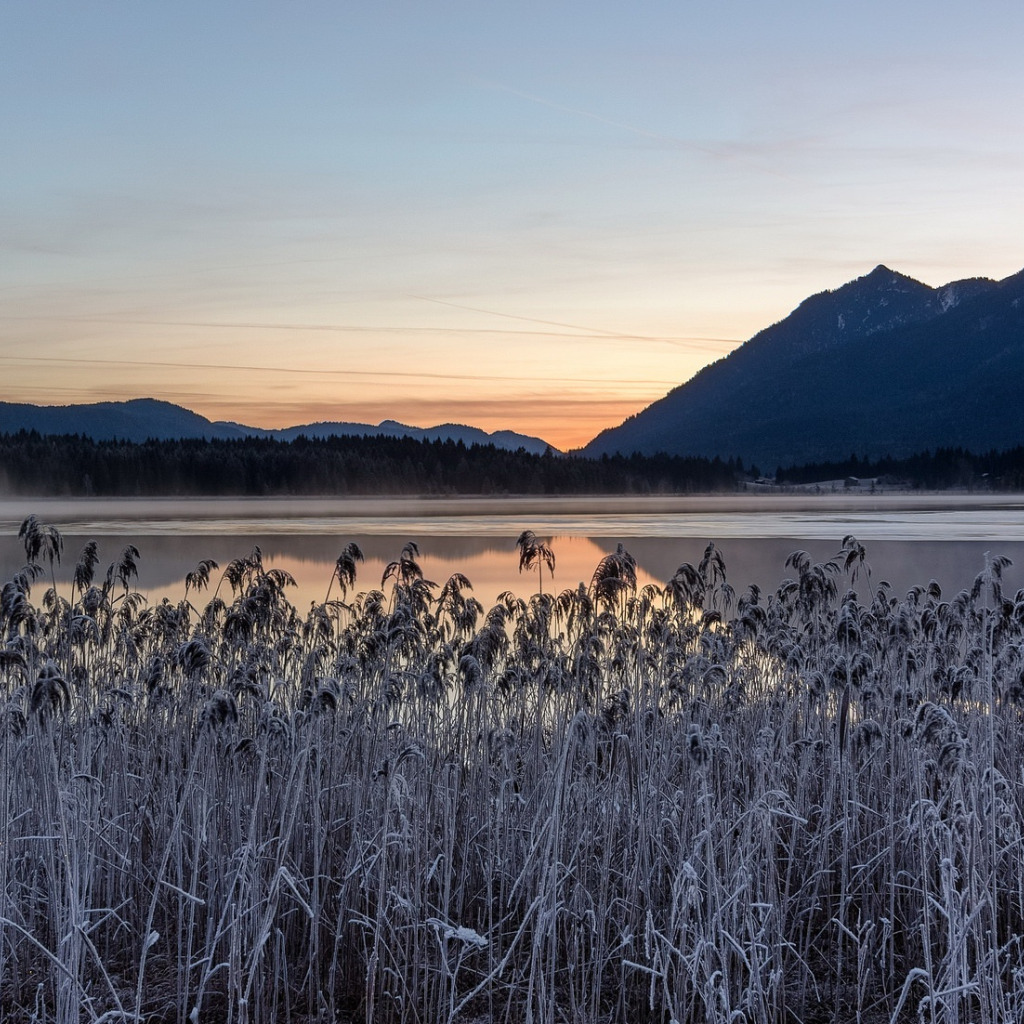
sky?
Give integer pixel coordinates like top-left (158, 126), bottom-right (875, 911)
top-left (3, 1), bottom-right (1024, 451)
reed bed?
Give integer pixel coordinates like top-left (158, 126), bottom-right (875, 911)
top-left (2, 519), bottom-right (1024, 1023)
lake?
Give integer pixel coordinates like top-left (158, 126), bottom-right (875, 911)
top-left (4, 493), bottom-right (1024, 610)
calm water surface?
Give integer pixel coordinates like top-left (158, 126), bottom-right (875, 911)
top-left (3, 495), bottom-right (1024, 610)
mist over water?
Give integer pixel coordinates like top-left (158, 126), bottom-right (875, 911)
top-left (3, 495), bottom-right (1024, 609)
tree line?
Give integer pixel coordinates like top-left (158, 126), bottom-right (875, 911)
top-left (775, 445), bottom-right (1024, 490)
top-left (5, 429), bottom-right (1024, 496)
top-left (0, 430), bottom-right (749, 496)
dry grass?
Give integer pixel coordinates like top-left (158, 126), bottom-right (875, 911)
top-left (2, 523), bottom-right (1024, 1023)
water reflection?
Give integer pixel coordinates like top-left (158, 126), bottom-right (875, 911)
top-left (0, 533), bottom-right (1022, 615)
top-left (0, 533), bottom-right (668, 611)
top-left (3, 497), bottom-right (1024, 610)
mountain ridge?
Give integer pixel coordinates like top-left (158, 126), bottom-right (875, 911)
top-left (0, 399), bottom-right (558, 456)
top-left (582, 264), bottom-right (1024, 468)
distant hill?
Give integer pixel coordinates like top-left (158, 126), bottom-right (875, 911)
top-left (268, 418), bottom-right (556, 454)
top-left (0, 398), bottom-right (238, 443)
top-left (583, 264), bottom-right (1024, 469)
top-left (0, 399), bottom-right (557, 455)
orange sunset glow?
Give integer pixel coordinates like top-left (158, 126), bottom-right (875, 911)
top-left (4, 2), bottom-right (1024, 451)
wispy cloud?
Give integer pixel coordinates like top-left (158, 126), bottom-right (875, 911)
top-left (0, 352), bottom-right (683, 389)
top-left (0, 313), bottom-right (740, 352)
top-left (409, 294), bottom-right (710, 343)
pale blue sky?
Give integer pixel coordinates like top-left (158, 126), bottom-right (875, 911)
top-left (3, 0), bottom-right (1023, 447)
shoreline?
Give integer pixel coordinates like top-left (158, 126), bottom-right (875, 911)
top-left (3, 489), bottom-right (1024, 527)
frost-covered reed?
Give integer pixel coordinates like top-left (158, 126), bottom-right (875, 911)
top-left (3, 521), bottom-right (1024, 1023)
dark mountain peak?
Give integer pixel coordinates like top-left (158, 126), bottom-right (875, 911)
top-left (582, 260), bottom-right (1024, 468)
top-left (841, 264), bottom-right (932, 300)
top-left (730, 264), bottom-right (940, 365)
top-left (860, 263), bottom-right (913, 285)
top-left (858, 263), bottom-right (898, 285)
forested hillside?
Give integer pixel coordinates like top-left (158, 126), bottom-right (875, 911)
top-left (584, 264), bottom-right (1024, 466)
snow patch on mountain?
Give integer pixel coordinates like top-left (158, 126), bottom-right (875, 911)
top-left (938, 285), bottom-right (960, 312)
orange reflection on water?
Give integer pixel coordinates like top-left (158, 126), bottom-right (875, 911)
top-left (0, 533), bottom-right (671, 614)
top-left (158, 535), bottom-right (667, 612)
top-left (5, 496), bottom-right (1024, 612)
